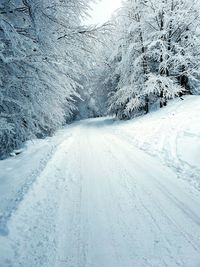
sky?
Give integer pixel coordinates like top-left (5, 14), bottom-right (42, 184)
top-left (85, 0), bottom-right (122, 25)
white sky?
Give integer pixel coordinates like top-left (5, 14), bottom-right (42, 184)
top-left (85, 0), bottom-right (122, 25)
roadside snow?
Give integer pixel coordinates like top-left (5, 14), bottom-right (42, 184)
top-left (112, 96), bottom-right (200, 189)
top-left (0, 126), bottom-right (74, 236)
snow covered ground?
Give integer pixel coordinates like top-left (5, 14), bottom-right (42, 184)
top-left (112, 96), bottom-right (200, 190)
top-left (0, 96), bottom-right (200, 266)
top-left (0, 126), bottom-right (74, 236)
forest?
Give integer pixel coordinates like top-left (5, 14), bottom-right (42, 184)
top-left (0, 0), bottom-right (200, 158)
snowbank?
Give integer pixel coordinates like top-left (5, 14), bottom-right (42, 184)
top-left (0, 127), bottom-right (74, 236)
top-left (113, 96), bottom-right (200, 190)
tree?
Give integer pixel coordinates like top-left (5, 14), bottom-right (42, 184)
top-left (145, 0), bottom-right (200, 106)
top-left (107, 0), bottom-right (200, 119)
top-left (0, 0), bottom-right (95, 158)
top-left (108, 0), bottom-right (150, 119)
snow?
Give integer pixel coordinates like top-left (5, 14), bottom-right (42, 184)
top-left (112, 96), bottom-right (200, 190)
top-left (0, 126), bottom-right (73, 236)
top-left (0, 96), bottom-right (200, 266)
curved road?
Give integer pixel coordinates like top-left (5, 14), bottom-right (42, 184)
top-left (1, 118), bottom-right (200, 267)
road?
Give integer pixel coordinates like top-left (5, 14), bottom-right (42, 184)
top-left (1, 118), bottom-right (200, 267)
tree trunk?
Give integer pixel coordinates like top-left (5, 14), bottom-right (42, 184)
top-left (138, 12), bottom-right (149, 113)
top-left (145, 95), bottom-right (149, 114)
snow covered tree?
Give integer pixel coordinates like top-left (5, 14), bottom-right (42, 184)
top-left (85, 31), bottom-right (119, 117)
top-left (0, 0), bottom-right (42, 157)
top-left (107, 0), bottom-right (200, 119)
top-left (108, 0), bottom-right (150, 119)
top-left (0, 0), bottom-right (95, 158)
top-left (145, 0), bottom-right (200, 107)
top-left (73, 23), bottom-right (114, 119)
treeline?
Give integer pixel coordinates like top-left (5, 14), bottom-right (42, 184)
top-left (92, 0), bottom-right (200, 119)
top-left (0, 0), bottom-right (94, 158)
top-left (1, 0), bottom-right (200, 158)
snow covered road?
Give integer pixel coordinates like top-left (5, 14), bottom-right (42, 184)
top-left (1, 118), bottom-right (200, 267)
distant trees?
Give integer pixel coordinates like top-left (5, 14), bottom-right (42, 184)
top-left (0, 0), bottom-right (94, 158)
top-left (75, 23), bottom-right (113, 118)
top-left (106, 0), bottom-right (200, 119)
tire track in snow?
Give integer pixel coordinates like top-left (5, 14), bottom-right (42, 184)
top-left (103, 133), bottom-right (200, 255)
top-left (0, 119), bottom-right (200, 267)
top-left (0, 134), bottom-right (77, 267)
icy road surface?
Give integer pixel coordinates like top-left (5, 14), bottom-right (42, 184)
top-left (0, 118), bottom-right (200, 267)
